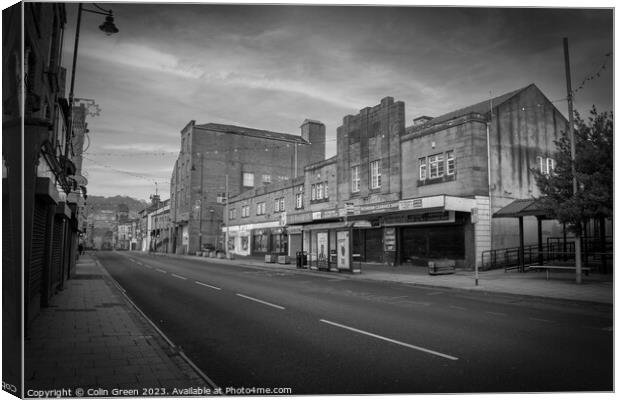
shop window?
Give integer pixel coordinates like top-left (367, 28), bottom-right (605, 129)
top-left (370, 160), bottom-right (381, 189)
top-left (262, 174), bottom-right (271, 184)
top-left (419, 157), bottom-right (427, 180)
top-left (253, 233), bottom-right (268, 252)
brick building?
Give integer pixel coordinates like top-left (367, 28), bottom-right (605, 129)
top-left (170, 120), bottom-right (325, 254)
top-left (224, 84), bottom-right (568, 271)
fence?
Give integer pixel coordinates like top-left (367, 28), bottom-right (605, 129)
top-left (481, 236), bottom-right (612, 271)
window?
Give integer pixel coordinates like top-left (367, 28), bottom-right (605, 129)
top-left (241, 205), bottom-right (249, 218)
top-left (311, 184), bottom-right (316, 201)
top-left (242, 172), bottom-right (254, 187)
top-left (351, 166), bottom-right (360, 193)
top-left (229, 208), bottom-right (236, 220)
top-left (275, 197), bottom-right (285, 212)
top-left (546, 157), bottom-right (555, 174)
top-left (446, 151), bottom-right (455, 175)
top-left (262, 174), bottom-right (271, 184)
top-left (428, 154), bottom-right (444, 179)
top-left (256, 202), bottom-right (266, 215)
top-left (419, 158), bottom-right (427, 180)
top-left (316, 183), bottom-right (323, 199)
top-left (324, 183), bottom-right (329, 199)
top-left (370, 160), bottom-right (382, 189)
top-left (296, 192), bottom-right (304, 209)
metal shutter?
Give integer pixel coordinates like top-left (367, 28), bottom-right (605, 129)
top-left (30, 201), bottom-right (47, 300)
top-left (50, 216), bottom-right (64, 288)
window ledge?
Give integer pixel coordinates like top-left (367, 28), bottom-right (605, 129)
top-left (418, 174), bottom-right (456, 186)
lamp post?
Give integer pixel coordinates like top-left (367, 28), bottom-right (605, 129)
top-left (66, 3), bottom-right (119, 157)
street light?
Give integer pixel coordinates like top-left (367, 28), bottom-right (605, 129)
top-left (66, 3), bottom-right (119, 157)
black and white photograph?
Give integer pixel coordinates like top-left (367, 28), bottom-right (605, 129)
top-left (2, 1), bottom-right (615, 398)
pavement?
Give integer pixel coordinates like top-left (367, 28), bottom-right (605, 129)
top-left (24, 253), bottom-right (212, 397)
top-left (147, 251), bottom-right (614, 305)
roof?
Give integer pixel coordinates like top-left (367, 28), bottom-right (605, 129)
top-left (492, 198), bottom-right (553, 219)
top-left (415, 84), bottom-right (533, 129)
top-left (195, 123), bottom-right (309, 145)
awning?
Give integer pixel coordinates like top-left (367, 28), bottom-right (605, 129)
top-left (301, 220), bottom-right (372, 231)
top-left (493, 198), bottom-right (553, 219)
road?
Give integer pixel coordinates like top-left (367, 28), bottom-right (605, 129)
top-left (95, 251), bottom-right (612, 394)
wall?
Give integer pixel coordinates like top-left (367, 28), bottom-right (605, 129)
top-left (401, 116), bottom-right (489, 199)
top-left (488, 85), bottom-right (568, 249)
top-left (337, 97), bottom-right (405, 204)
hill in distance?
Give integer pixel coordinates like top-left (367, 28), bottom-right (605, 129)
top-left (85, 195), bottom-right (149, 217)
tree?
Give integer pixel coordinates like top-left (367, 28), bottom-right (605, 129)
top-left (535, 106), bottom-right (613, 225)
top-left (534, 106), bottom-right (613, 271)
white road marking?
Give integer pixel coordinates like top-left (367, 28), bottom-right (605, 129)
top-left (236, 293), bottom-right (285, 310)
top-left (485, 311), bottom-right (507, 316)
top-left (319, 319), bottom-right (458, 361)
top-left (529, 317), bottom-right (554, 323)
top-left (426, 291), bottom-right (444, 296)
top-left (156, 268), bottom-right (167, 274)
top-left (172, 273), bottom-right (187, 280)
top-left (449, 305), bottom-right (468, 311)
top-left (195, 281), bottom-right (221, 291)
top-left (144, 265), bottom-right (152, 269)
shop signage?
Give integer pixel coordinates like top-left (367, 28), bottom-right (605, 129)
top-left (384, 227), bottom-right (396, 251)
top-left (383, 211), bottom-right (454, 226)
top-left (312, 211), bottom-right (322, 220)
top-left (359, 201), bottom-right (399, 213)
top-left (322, 209), bottom-right (339, 219)
top-left (287, 226), bottom-right (303, 235)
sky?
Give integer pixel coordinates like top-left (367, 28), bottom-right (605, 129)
top-left (60, 1), bottom-right (614, 201)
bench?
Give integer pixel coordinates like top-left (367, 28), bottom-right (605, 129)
top-left (527, 265), bottom-right (591, 280)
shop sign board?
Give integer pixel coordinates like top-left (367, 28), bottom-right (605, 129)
top-left (317, 232), bottom-right (328, 260)
top-left (384, 227), bottom-right (396, 251)
top-left (337, 230), bottom-right (350, 270)
top-left (399, 196), bottom-right (445, 211)
top-left (312, 211), bottom-right (322, 220)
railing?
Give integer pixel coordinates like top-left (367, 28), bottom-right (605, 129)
top-left (482, 237), bottom-right (613, 272)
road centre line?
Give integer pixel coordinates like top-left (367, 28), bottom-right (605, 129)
top-left (172, 273), bottom-right (187, 280)
top-left (155, 268), bottom-right (167, 274)
top-left (449, 305), bottom-right (468, 311)
top-left (320, 319), bottom-right (459, 361)
top-left (236, 293), bottom-right (285, 310)
top-left (195, 281), bottom-right (221, 291)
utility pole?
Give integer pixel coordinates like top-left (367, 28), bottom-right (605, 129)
top-left (224, 174), bottom-right (230, 259)
top-left (563, 37), bottom-right (582, 284)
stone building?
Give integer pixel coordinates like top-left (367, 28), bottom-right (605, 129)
top-left (170, 120), bottom-right (325, 254)
top-left (224, 84), bottom-right (568, 271)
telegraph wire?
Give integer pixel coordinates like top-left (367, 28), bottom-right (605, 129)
top-left (573, 52), bottom-right (612, 95)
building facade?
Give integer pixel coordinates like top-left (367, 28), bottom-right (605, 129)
top-left (170, 120), bottom-right (325, 254)
top-left (224, 85), bottom-right (568, 271)
top-left (3, 3), bottom-right (90, 339)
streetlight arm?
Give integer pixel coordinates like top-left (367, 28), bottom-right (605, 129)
top-left (81, 7), bottom-right (113, 17)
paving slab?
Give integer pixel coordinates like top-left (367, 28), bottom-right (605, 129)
top-left (24, 254), bottom-right (209, 396)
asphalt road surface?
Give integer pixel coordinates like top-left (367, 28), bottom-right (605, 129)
top-left (95, 251), bottom-right (613, 394)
